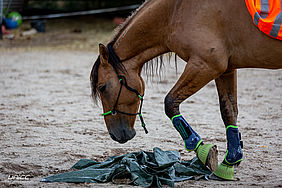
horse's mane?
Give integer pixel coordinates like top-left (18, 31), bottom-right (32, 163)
top-left (90, 57), bottom-right (101, 104)
top-left (90, 0), bottom-right (176, 104)
top-left (111, 0), bottom-right (151, 43)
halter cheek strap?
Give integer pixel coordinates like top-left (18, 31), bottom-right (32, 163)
top-left (101, 75), bottom-right (148, 134)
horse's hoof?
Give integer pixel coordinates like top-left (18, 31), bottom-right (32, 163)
top-left (196, 144), bottom-right (218, 172)
top-left (213, 162), bottom-right (234, 180)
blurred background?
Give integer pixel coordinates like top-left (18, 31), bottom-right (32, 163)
top-left (0, 0), bottom-right (144, 52)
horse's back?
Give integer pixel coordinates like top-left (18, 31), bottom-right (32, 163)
top-left (226, 0), bottom-right (282, 69)
top-left (168, 0), bottom-right (282, 69)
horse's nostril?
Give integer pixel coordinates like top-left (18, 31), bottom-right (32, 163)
top-left (122, 129), bottom-right (126, 138)
top-left (109, 133), bottom-right (118, 141)
top-left (109, 128), bottom-right (136, 144)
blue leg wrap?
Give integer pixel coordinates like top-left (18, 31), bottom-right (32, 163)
top-left (223, 125), bottom-right (243, 165)
top-left (171, 114), bottom-right (202, 151)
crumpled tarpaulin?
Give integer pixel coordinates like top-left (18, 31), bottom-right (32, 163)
top-left (41, 147), bottom-right (211, 187)
top-left (245, 0), bottom-right (282, 40)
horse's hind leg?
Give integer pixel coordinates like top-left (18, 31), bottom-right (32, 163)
top-left (213, 70), bottom-right (243, 180)
top-left (165, 56), bottom-right (227, 171)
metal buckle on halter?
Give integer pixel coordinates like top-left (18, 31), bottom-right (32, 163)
top-left (111, 110), bottom-right (117, 116)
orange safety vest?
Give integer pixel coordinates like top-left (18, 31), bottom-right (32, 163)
top-left (245, 0), bottom-right (282, 40)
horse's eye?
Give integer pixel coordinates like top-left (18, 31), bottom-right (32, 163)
top-left (98, 85), bottom-right (106, 93)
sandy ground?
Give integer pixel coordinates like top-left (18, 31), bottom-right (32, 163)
top-left (0, 50), bottom-right (281, 187)
top-left (0, 16), bottom-right (115, 52)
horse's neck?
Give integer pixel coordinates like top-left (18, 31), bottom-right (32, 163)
top-left (113, 0), bottom-right (172, 68)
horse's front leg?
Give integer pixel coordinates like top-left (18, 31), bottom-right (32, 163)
top-left (165, 56), bottom-right (227, 172)
top-left (214, 70), bottom-right (243, 180)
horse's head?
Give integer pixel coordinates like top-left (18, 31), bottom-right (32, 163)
top-left (90, 44), bottom-right (145, 144)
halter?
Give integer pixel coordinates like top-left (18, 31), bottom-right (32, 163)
top-left (100, 44), bottom-right (148, 134)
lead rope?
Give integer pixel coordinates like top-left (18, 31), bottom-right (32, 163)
top-left (101, 76), bottom-right (148, 134)
top-left (138, 95), bottom-right (148, 134)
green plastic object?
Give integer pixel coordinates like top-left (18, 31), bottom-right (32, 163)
top-left (196, 144), bottom-right (213, 165)
top-left (213, 162), bottom-right (234, 180)
top-left (101, 110), bottom-right (112, 116)
top-left (7, 11), bottom-right (22, 25)
top-left (41, 147), bottom-right (212, 187)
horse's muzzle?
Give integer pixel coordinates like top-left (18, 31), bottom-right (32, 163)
top-left (109, 127), bottom-right (136, 144)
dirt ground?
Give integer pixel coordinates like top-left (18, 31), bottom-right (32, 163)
top-left (0, 17), bottom-right (281, 187)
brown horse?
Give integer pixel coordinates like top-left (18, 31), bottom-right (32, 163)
top-left (90, 0), bottom-right (282, 180)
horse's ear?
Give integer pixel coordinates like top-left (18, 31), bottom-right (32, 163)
top-left (99, 43), bottom-right (109, 62)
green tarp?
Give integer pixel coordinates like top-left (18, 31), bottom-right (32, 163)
top-left (41, 147), bottom-right (211, 187)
